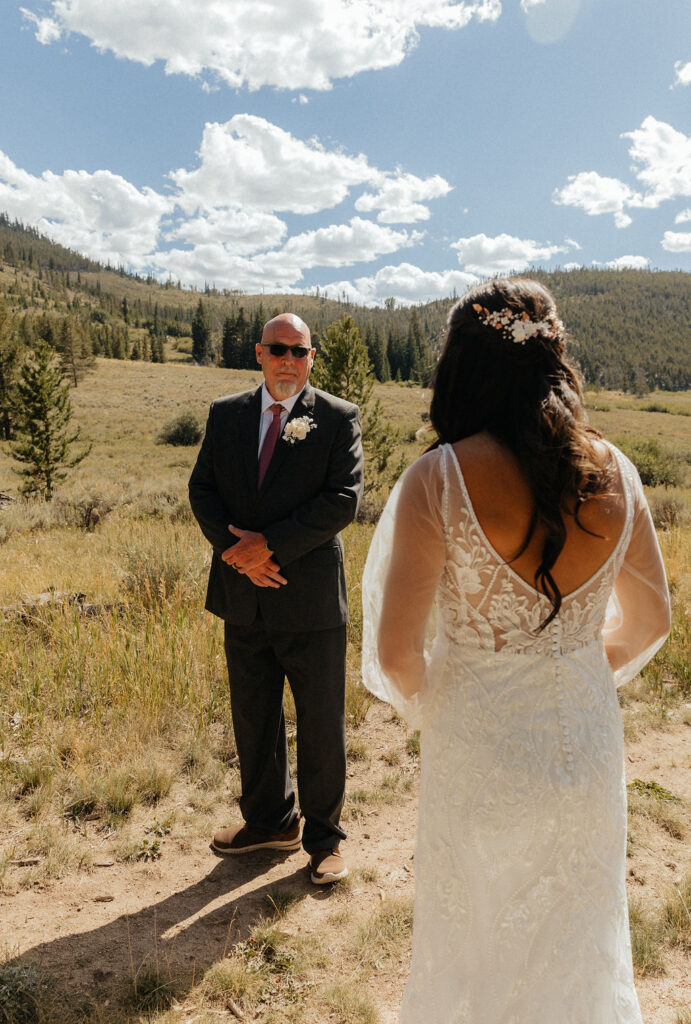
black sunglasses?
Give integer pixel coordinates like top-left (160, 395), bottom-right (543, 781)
top-left (261, 343), bottom-right (312, 359)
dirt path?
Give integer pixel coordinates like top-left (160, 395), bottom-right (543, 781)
top-left (2, 703), bottom-right (689, 1022)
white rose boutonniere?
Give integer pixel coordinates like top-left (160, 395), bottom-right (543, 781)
top-left (283, 415), bottom-right (317, 444)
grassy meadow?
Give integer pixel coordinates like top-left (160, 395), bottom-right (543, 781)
top-left (0, 356), bottom-right (689, 1023)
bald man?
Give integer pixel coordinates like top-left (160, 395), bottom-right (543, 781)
top-left (189, 314), bottom-right (363, 883)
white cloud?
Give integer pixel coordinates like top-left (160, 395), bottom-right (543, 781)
top-left (21, 0), bottom-right (501, 92)
top-left (152, 220), bottom-right (420, 293)
top-left (169, 115), bottom-right (451, 228)
top-left (623, 116), bottom-right (691, 205)
top-left (553, 171), bottom-right (637, 227)
top-left (0, 151), bottom-right (171, 267)
top-left (0, 117), bottom-right (448, 294)
top-left (673, 60), bottom-right (691, 87)
top-left (355, 173), bottom-right (452, 223)
top-left (172, 115), bottom-right (375, 215)
top-left (19, 7), bottom-right (62, 43)
top-left (555, 117), bottom-right (691, 226)
top-left (149, 245), bottom-right (301, 293)
top-left (674, 207), bottom-right (691, 224)
top-left (319, 262), bottom-right (478, 306)
top-left (563, 262), bottom-right (583, 271)
top-left (662, 231), bottom-right (691, 253)
top-left (165, 208), bottom-right (288, 256)
top-left (451, 232), bottom-right (568, 275)
top-left (604, 255), bottom-right (650, 270)
top-left (275, 218), bottom-right (420, 269)
top-left (520, 0), bottom-right (547, 8)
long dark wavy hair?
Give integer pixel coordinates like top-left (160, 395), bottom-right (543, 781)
top-left (429, 277), bottom-right (613, 629)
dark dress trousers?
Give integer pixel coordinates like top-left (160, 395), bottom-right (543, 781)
top-left (188, 382), bottom-right (363, 852)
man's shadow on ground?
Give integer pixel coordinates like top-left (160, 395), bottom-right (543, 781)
top-left (10, 848), bottom-right (336, 1013)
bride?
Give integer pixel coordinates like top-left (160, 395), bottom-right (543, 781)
top-left (361, 278), bottom-right (671, 1023)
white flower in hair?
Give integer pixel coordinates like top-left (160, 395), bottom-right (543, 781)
top-left (472, 303), bottom-right (556, 345)
top-left (283, 415), bottom-right (316, 444)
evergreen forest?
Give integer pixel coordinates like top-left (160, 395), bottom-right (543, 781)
top-left (1, 214), bottom-right (689, 417)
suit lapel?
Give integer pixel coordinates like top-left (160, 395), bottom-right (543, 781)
top-left (259, 383), bottom-right (316, 494)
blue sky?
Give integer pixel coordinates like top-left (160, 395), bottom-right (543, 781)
top-left (0, 0), bottom-right (689, 305)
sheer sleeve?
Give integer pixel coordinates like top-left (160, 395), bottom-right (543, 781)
top-left (603, 452), bottom-right (671, 687)
top-left (361, 449), bottom-right (446, 726)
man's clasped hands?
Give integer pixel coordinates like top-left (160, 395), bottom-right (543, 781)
top-left (222, 524), bottom-right (287, 589)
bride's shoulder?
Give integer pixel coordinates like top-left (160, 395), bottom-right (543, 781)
top-left (450, 432), bottom-right (515, 475)
top-left (397, 447), bottom-right (445, 501)
top-left (588, 437), bottom-right (634, 495)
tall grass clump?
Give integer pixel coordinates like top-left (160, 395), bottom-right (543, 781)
top-left (355, 896), bottom-right (414, 966)
top-left (0, 956), bottom-right (50, 1024)
top-left (322, 981), bottom-right (379, 1024)
top-left (122, 521), bottom-right (206, 609)
top-left (654, 526), bottom-right (691, 699)
top-left (628, 898), bottom-right (665, 976)
top-left (344, 520), bottom-right (376, 726)
top-left (647, 486), bottom-right (689, 530)
top-left (660, 874), bottom-right (691, 950)
top-left (129, 962), bottom-right (178, 1013)
top-left (202, 956), bottom-right (262, 1008)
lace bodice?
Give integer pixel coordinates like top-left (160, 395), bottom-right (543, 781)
top-left (436, 443), bottom-right (633, 657)
top-left (362, 440), bottom-right (670, 727)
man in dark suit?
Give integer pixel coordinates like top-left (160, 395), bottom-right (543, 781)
top-left (189, 313), bottom-right (363, 884)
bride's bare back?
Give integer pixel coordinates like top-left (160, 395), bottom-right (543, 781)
top-left (453, 432), bottom-right (626, 598)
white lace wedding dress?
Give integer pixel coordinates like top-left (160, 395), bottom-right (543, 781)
top-left (362, 442), bottom-right (670, 1024)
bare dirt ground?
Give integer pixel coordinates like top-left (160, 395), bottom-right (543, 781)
top-left (2, 701), bottom-right (689, 1023)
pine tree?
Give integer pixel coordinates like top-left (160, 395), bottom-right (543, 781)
top-left (148, 305), bottom-right (166, 363)
top-left (387, 327), bottom-right (408, 380)
top-left (365, 323), bottom-right (390, 382)
top-left (191, 299), bottom-right (212, 364)
top-left (250, 305), bottom-right (265, 365)
top-left (110, 326), bottom-right (125, 359)
top-left (56, 316), bottom-right (94, 385)
top-left (406, 307), bottom-right (433, 383)
top-left (311, 315), bottom-right (400, 493)
top-left (11, 341), bottom-right (91, 500)
top-left (221, 312), bottom-right (244, 368)
top-left (0, 303), bottom-right (23, 441)
top-left (236, 307), bottom-right (252, 367)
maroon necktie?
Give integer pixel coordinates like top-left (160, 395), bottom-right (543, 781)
top-left (258, 403), bottom-right (283, 487)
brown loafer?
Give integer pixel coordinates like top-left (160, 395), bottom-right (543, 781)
top-left (309, 845), bottom-right (348, 884)
top-left (211, 820), bottom-right (301, 855)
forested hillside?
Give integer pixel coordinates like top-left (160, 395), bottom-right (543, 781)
top-left (1, 214), bottom-right (689, 408)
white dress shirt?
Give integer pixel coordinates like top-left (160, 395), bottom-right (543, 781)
top-left (257, 383), bottom-right (304, 454)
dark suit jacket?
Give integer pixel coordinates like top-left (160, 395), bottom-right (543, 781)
top-left (188, 382), bottom-right (364, 632)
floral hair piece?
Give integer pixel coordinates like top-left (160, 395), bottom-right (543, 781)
top-left (472, 303), bottom-right (557, 345)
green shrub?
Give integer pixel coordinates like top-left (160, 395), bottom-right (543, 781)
top-left (615, 437), bottom-right (683, 487)
top-left (157, 409), bottom-right (203, 447)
